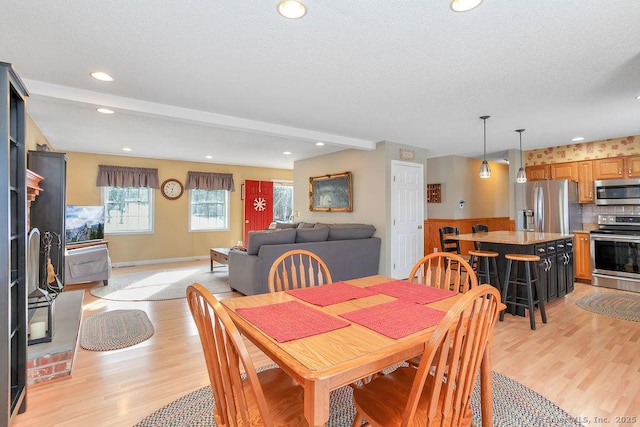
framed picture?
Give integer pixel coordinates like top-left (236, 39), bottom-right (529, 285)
top-left (309, 171), bottom-right (353, 212)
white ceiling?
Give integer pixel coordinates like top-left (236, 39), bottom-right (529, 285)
top-left (1, 1), bottom-right (639, 169)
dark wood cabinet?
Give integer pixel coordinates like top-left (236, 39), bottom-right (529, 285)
top-left (1, 62), bottom-right (29, 423)
top-left (27, 151), bottom-right (68, 285)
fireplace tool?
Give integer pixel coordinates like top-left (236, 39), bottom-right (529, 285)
top-left (41, 231), bottom-right (64, 296)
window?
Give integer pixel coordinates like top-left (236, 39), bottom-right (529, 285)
top-left (190, 189), bottom-right (229, 231)
top-left (273, 182), bottom-right (294, 222)
top-left (103, 187), bottom-right (153, 233)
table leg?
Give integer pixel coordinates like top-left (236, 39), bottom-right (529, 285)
top-left (304, 380), bottom-right (330, 427)
top-left (480, 345), bottom-right (493, 427)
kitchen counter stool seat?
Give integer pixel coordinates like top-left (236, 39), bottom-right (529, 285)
top-left (468, 249), bottom-right (500, 289)
top-left (500, 253), bottom-right (547, 330)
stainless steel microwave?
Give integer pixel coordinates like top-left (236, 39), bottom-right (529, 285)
top-left (594, 178), bottom-right (640, 205)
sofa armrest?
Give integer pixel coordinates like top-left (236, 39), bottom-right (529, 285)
top-left (229, 249), bottom-right (264, 295)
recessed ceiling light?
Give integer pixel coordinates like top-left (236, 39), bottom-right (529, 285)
top-left (283, 151), bottom-right (292, 155)
top-left (91, 71), bottom-right (114, 82)
top-left (277, 0), bottom-right (307, 19)
top-left (315, 142), bottom-right (325, 146)
top-left (122, 147), bottom-right (132, 152)
top-left (96, 107), bottom-right (114, 114)
top-left (205, 155), bottom-right (213, 159)
top-left (572, 137), bottom-right (585, 142)
top-left (636, 94), bottom-right (640, 100)
top-left (450, 0), bottom-right (484, 12)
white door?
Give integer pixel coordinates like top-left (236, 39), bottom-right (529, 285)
top-left (390, 160), bottom-right (424, 279)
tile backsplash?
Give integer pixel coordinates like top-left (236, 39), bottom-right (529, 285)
top-left (582, 204), bottom-right (640, 225)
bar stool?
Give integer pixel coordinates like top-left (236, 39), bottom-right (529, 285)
top-left (468, 250), bottom-right (500, 288)
top-left (500, 253), bottom-right (547, 330)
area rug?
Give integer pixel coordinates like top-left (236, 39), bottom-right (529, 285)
top-left (576, 292), bottom-right (640, 322)
top-left (135, 369), bottom-right (581, 426)
top-left (90, 266), bottom-right (232, 301)
top-left (80, 309), bottom-right (154, 351)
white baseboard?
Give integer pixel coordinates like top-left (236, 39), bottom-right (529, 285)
top-left (112, 255), bottom-right (209, 268)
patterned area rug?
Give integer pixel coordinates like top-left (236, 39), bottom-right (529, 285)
top-left (80, 309), bottom-right (154, 351)
top-left (135, 369), bottom-right (581, 427)
top-left (576, 292), bottom-right (640, 322)
top-left (90, 266), bottom-right (232, 301)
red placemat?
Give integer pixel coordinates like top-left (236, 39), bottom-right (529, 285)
top-left (235, 300), bottom-right (350, 342)
top-left (286, 282), bottom-right (377, 306)
top-left (340, 299), bottom-right (446, 339)
top-left (366, 280), bottom-right (457, 304)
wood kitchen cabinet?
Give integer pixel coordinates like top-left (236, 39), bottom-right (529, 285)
top-left (574, 231), bottom-right (591, 280)
top-left (625, 155), bottom-right (640, 178)
top-left (525, 165), bottom-right (549, 181)
top-left (550, 162), bottom-right (578, 181)
top-left (578, 160), bottom-right (594, 203)
top-left (593, 157), bottom-right (625, 180)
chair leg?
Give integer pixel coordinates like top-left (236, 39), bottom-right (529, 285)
top-left (534, 266), bottom-right (547, 324)
top-left (499, 260), bottom-right (512, 322)
top-left (525, 263), bottom-right (536, 330)
top-left (491, 257), bottom-right (500, 289)
top-left (482, 257), bottom-right (490, 285)
top-left (352, 412), bottom-right (365, 427)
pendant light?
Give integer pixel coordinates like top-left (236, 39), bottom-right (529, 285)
top-left (479, 115), bottom-right (491, 179)
top-left (515, 129), bottom-right (527, 183)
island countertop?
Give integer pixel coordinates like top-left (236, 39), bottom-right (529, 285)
top-left (449, 230), bottom-right (573, 245)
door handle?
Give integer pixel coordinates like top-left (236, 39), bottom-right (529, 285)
top-left (619, 167), bottom-right (622, 176)
top-left (630, 168), bottom-right (633, 176)
top-left (417, 225), bottom-right (422, 229)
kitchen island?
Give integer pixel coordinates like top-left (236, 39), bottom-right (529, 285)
top-left (450, 231), bottom-right (575, 303)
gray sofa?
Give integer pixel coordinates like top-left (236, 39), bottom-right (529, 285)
top-left (228, 223), bottom-right (381, 295)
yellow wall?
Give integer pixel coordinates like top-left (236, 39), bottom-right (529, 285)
top-left (427, 156), bottom-right (509, 219)
top-left (526, 134), bottom-right (638, 165)
top-left (26, 115), bottom-right (53, 152)
top-left (65, 152), bottom-right (292, 264)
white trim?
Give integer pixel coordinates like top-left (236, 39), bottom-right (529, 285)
top-left (24, 79), bottom-right (376, 150)
top-left (112, 255), bottom-right (209, 268)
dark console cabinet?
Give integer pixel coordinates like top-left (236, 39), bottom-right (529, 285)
top-left (1, 62), bottom-right (28, 423)
top-left (27, 151), bottom-right (68, 285)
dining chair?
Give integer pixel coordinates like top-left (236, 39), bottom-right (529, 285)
top-left (351, 285), bottom-right (502, 427)
top-left (186, 283), bottom-right (306, 426)
top-left (408, 252), bottom-right (478, 293)
top-left (268, 249), bottom-right (333, 293)
top-left (438, 226), bottom-right (461, 254)
top-left (471, 224), bottom-right (489, 250)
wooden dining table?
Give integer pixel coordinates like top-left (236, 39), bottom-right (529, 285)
top-left (221, 274), bottom-right (498, 426)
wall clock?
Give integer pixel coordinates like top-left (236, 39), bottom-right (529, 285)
top-left (161, 178), bottom-right (184, 200)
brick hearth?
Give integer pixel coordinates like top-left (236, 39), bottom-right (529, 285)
top-left (27, 290), bottom-right (83, 386)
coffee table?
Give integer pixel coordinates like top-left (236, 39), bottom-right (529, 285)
top-left (209, 247), bottom-right (230, 272)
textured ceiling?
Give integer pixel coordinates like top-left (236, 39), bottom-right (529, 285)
top-left (1, 1), bottom-right (639, 169)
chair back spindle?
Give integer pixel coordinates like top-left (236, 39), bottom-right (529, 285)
top-left (268, 249), bottom-right (332, 293)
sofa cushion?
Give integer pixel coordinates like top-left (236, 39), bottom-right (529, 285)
top-left (296, 226), bottom-right (329, 243)
top-left (274, 222), bottom-right (299, 229)
top-left (328, 224), bottom-right (376, 241)
top-left (247, 229), bottom-right (297, 255)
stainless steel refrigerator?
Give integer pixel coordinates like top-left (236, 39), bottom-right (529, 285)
top-left (515, 179), bottom-right (582, 233)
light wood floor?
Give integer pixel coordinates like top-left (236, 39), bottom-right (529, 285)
top-left (13, 259), bottom-right (640, 427)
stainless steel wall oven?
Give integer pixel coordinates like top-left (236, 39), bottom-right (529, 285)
top-left (590, 214), bottom-right (640, 292)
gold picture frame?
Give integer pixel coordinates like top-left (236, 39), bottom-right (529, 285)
top-left (309, 171), bottom-right (353, 212)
